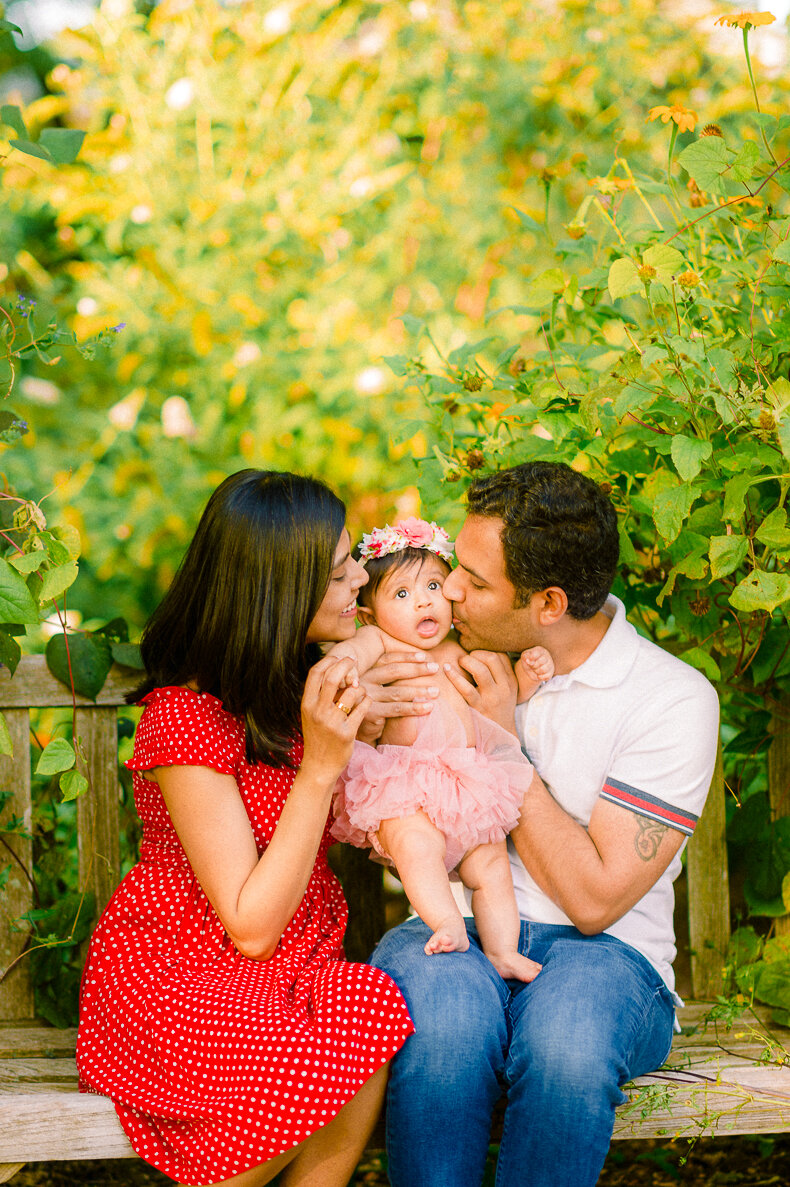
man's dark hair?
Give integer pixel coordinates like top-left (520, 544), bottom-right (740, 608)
top-left (129, 469), bottom-right (345, 767)
top-left (466, 461), bottom-right (619, 619)
top-left (355, 547), bottom-right (451, 611)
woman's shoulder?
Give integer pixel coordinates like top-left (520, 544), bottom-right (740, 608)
top-left (130, 687), bottom-right (244, 772)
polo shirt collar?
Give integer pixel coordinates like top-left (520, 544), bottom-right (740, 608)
top-left (553, 595), bottom-right (639, 690)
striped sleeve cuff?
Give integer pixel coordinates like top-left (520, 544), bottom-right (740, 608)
top-left (600, 778), bottom-right (699, 836)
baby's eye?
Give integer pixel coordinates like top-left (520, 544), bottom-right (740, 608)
top-left (427, 580), bottom-right (442, 590)
top-left (395, 588), bottom-right (409, 599)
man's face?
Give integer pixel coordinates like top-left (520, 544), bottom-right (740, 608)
top-left (443, 514), bottom-right (539, 653)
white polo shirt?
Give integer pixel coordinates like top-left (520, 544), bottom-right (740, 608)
top-left (509, 594), bottom-right (720, 995)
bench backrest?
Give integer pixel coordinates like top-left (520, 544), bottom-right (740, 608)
top-left (0, 656), bottom-right (729, 1019)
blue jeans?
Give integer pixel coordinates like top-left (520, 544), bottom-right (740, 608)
top-left (371, 917), bottom-right (675, 1187)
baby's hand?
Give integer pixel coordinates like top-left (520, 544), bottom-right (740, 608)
top-left (515, 646), bottom-right (554, 704)
top-left (337, 663), bottom-right (360, 691)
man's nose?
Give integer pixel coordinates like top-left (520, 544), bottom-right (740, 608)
top-left (443, 572), bottom-right (461, 601)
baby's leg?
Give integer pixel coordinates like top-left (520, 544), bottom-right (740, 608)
top-left (515, 645), bottom-right (555, 704)
top-left (456, 841), bottom-right (541, 982)
top-left (378, 812), bottom-right (469, 956)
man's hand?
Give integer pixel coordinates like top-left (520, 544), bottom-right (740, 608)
top-left (358, 651), bottom-right (440, 739)
top-left (442, 650), bottom-right (519, 736)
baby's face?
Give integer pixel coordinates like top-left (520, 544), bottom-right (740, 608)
top-left (368, 555), bottom-right (453, 649)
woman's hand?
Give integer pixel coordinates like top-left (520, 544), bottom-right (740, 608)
top-left (441, 650), bottom-right (519, 736)
top-left (300, 654), bottom-right (371, 780)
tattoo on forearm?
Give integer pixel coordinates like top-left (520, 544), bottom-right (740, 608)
top-left (634, 814), bottom-right (669, 861)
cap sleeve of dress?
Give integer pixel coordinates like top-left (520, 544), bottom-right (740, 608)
top-left (127, 687), bottom-right (242, 777)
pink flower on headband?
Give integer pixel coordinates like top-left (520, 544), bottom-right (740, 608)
top-left (398, 517), bottom-right (436, 548)
top-left (359, 518), bottom-right (453, 562)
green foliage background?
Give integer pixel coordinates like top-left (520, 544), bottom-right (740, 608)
top-left (2, 0), bottom-right (790, 1021)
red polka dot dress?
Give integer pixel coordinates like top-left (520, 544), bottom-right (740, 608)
top-left (77, 687), bottom-right (413, 1185)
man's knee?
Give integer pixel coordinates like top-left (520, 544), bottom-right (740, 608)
top-left (372, 921), bottom-right (508, 1068)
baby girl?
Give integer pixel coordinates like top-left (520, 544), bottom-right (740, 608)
top-left (330, 517), bottom-right (554, 982)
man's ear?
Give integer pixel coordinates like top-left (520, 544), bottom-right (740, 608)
top-left (356, 604), bottom-right (377, 627)
top-left (534, 586), bottom-right (568, 625)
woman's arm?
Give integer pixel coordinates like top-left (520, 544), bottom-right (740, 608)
top-left (155, 655), bottom-right (369, 960)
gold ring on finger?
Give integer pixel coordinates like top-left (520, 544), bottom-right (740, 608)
top-left (337, 701), bottom-right (353, 716)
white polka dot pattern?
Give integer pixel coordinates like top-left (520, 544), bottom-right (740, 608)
top-left (75, 687), bottom-right (413, 1185)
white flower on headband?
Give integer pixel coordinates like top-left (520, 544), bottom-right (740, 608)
top-left (359, 517), bottom-right (454, 562)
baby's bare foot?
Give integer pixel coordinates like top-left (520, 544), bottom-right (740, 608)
top-left (424, 916), bottom-right (470, 955)
top-left (486, 950), bottom-right (542, 982)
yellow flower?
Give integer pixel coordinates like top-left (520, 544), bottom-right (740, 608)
top-left (647, 104), bottom-right (698, 133)
top-left (590, 176), bottom-right (632, 194)
top-left (714, 12), bottom-right (776, 28)
top-left (677, 271), bottom-right (700, 288)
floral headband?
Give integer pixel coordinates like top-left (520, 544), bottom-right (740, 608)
top-left (358, 517), bottom-right (454, 562)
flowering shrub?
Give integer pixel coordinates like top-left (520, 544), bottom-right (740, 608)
top-left (386, 13), bottom-right (790, 986)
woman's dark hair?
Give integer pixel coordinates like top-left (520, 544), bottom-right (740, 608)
top-left (466, 461), bottom-right (619, 620)
top-left (355, 546), bottom-right (451, 611)
top-left (129, 469), bottom-right (346, 767)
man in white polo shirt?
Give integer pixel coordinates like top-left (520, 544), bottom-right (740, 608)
top-left (371, 460), bottom-right (719, 1187)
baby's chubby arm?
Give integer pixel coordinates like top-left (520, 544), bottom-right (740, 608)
top-left (327, 625), bottom-right (390, 686)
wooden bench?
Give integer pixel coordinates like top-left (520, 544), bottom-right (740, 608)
top-left (2, 657), bottom-right (790, 1182)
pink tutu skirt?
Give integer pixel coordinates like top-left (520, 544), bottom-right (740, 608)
top-left (331, 701), bottom-right (533, 872)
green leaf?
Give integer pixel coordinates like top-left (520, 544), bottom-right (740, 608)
top-left (0, 20), bottom-right (23, 37)
top-left (94, 617), bottom-right (129, 644)
top-left (642, 244), bottom-right (685, 282)
top-left (0, 629), bottom-right (22, 676)
top-left (0, 711), bottom-right (12, 758)
top-left (382, 354), bottom-right (409, 377)
top-left (38, 128), bottom-right (85, 165)
top-left (110, 642), bottom-right (144, 669)
top-left (0, 104), bottom-right (25, 137)
top-left (730, 570), bottom-right (790, 613)
top-left (756, 509), bottom-right (790, 551)
top-left (670, 435), bottom-right (712, 481)
top-left (652, 483), bottom-right (697, 543)
top-left (399, 314), bottom-right (425, 337)
top-left (37, 561), bottom-right (79, 605)
top-left (59, 770), bottom-right (88, 802)
top-left (50, 524), bottom-right (81, 561)
top-left (731, 141), bottom-right (761, 184)
top-left (0, 409), bottom-right (29, 443)
top-left (35, 738), bottom-right (76, 777)
top-left (608, 258), bottom-right (641, 301)
top-left (677, 137), bottom-right (729, 195)
top-left (679, 647), bottom-right (721, 681)
top-left (723, 474), bottom-right (756, 523)
top-left (8, 551), bottom-right (46, 575)
top-left (0, 557), bottom-right (40, 625)
top-left (45, 632), bottom-right (112, 700)
top-left (754, 959), bottom-right (790, 1008)
top-left (773, 241), bottom-right (790, 266)
top-left (709, 534), bottom-right (748, 579)
top-left (9, 138), bottom-right (53, 163)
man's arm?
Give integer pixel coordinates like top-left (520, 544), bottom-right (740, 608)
top-left (509, 789), bottom-right (684, 934)
top-left (444, 649), bottom-right (718, 933)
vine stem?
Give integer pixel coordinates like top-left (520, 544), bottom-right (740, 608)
top-left (665, 155), bottom-right (790, 244)
top-left (742, 26), bottom-right (779, 166)
top-left (666, 122), bottom-right (679, 189)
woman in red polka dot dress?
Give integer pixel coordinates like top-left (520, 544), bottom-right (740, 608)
top-left (76, 470), bottom-right (414, 1187)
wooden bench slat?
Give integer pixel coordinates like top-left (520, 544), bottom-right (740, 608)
top-left (0, 1094), bottom-right (134, 1161)
top-left (0, 656), bottom-right (138, 709)
top-left (0, 710), bottom-right (34, 1020)
top-left (687, 743), bottom-right (729, 1000)
top-left (0, 1027), bottom-right (78, 1059)
top-left (0, 1057), bottom-right (79, 1089)
top-left (76, 707), bottom-right (122, 921)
